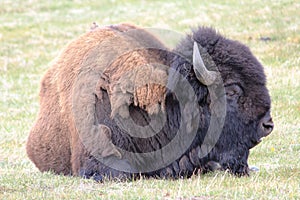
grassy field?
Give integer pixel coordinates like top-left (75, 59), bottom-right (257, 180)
top-left (0, 0), bottom-right (299, 199)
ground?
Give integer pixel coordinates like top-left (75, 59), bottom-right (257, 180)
top-left (0, 0), bottom-right (299, 199)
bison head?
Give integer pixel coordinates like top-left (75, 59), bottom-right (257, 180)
top-left (170, 27), bottom-right (273, 175)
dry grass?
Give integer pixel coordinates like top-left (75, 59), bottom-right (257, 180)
top-left (0, 0), bottom-right (299, 199)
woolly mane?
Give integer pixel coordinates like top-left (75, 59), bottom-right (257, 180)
top-left (27, 24), bottom-right (170, 175)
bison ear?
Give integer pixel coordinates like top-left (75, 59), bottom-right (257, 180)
top-left (193, 42), bottom-right (217, 85)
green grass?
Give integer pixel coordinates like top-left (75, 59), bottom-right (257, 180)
top-left (0, 0), bottom-right (299, 199)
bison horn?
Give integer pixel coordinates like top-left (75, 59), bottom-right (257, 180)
top-left (193, 42), bottom-right (217, 85)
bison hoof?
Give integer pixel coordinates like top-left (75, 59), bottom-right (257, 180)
top-left (79, 156), bottom-right (137, 182)
top-left (249, 165), bottom-right (259, 172)
top-left (206, 161), bottom-right (222, 172)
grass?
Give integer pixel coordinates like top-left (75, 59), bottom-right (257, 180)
top-left (0, 0), bottom-right (299, 199)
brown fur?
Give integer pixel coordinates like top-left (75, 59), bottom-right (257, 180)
top-left (26, 23), bottom-right (169, 175)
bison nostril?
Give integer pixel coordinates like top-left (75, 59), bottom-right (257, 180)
top-left (262, 120), bottom-right (274, 135)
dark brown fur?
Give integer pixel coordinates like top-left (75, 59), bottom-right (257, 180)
top-left (27, 24), bottom-right (273, 179)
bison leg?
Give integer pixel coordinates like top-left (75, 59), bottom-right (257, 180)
top-left (71, 125), bottom-right (136, 181)
top-left (78, 155), bottom-right (134, 182)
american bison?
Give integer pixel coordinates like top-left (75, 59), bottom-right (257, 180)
top-left (27, 23), bottom-right (273, 181)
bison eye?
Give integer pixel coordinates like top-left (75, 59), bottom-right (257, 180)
top-left (225, 84), bottom-right (243, 99)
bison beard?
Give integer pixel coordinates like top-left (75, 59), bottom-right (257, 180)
top-left (26, 24), bottom-right (273, 181)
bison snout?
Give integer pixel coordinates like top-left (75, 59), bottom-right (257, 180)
top-left (260, 113), bottom-right (274, 136)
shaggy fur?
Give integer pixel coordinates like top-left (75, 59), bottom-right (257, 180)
top-left (165, 27), bottom-right (273, 176)
top-left (89, 27), bottom-right (273, 179)
top-left (26, 23), bottom-right (169, 176)
top-left (27, 24), bottom-right (273, 180)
